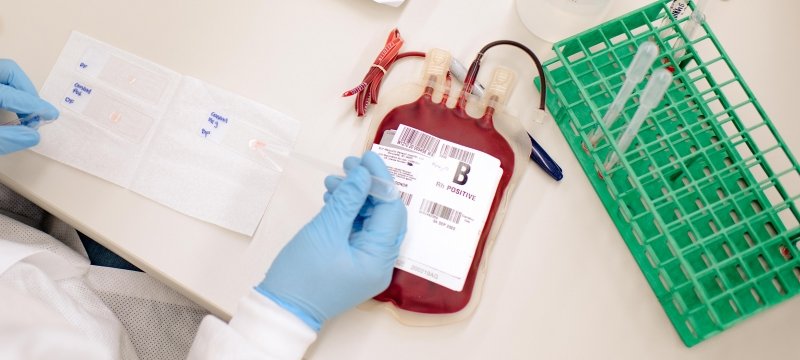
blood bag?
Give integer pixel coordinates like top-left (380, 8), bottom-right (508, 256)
top-left (362, 49), bottom-right (530, 324)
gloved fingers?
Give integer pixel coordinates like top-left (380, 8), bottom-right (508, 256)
top-left (323, 175), bottom-right (343, 194)
top-left (323, 176), bottom-right (376, 217)
top-left (323, 156), bottom-right (364, 202)
top-left (325, 176), bottom-right (376, 216)
top-left (360, 151), bottom-right (393, 183)
top-left (0, 59), bottom-right (39, 95)
top-left (330, 152), bottom-right (394, 188)
top-left (351, 199), bottom-right (407, 254)
top-left (324, 190), bottom-right (376, 219)
top-left (0, 84), bottom-right (59, 120)
top-left (322, 175), bottom-right (340, 203)
top-left (323, 188), bottom-right (375, 224)
top-left (349, 226), bottom-right (404, 260)
top-left (317, 165), bottom-right (371, 233)
top-left (0, 126), bottom-right (40, 154)
top-left (343, 156), bottom-right (360, 172)
top-left (326, 152), bottom-right (396, 209)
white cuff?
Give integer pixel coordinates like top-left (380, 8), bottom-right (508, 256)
top-left (188, 290), bottom-right (316, 360)
top-left (229, 290), bottom-right (317, 359)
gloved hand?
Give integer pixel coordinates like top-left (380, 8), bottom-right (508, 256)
top-left (0, 59), bottom-right (59, 155)
top-left (255, 151), bottom-right (407, 331)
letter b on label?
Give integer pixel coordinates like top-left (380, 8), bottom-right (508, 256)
top-left (452, 162), bottom-right (471, 185)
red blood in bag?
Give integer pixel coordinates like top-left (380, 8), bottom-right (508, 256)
top-left (372, 89), bottom-right (516, 313)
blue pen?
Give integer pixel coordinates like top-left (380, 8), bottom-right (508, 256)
top-left (528, 133), bottom-right (563, 181)
top-left (481, 67), bottom-right (563, 182)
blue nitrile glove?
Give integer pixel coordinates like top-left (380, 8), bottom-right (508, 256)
top-left (0, 59), bottom-right (59, 155)
top-left (255, 151), bottom-right (407, 331)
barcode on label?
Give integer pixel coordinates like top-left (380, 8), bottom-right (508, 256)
top-left (420, 199), bottom-right (462, 224)
top-left (439, 144), bottom-right (474, 164)
top-left (396, 127), bottom-right (440, 156)
top-left (399, 191), bottom-right (413, 206)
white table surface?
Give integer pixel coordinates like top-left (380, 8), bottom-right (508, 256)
top-left (2, 0), bottom-right (799, 358)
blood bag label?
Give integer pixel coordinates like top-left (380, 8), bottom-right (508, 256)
top-left (372, 125), bottom-right (502, 291)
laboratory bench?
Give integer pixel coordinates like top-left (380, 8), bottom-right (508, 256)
top-left (1, 0), bottom-right (799, 358)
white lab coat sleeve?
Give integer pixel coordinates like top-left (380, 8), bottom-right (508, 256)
top-left (187, 289), bottom-right (317, 360)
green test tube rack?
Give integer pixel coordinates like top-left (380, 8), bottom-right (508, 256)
top-left (536, 0), bottom-right (800, 347)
